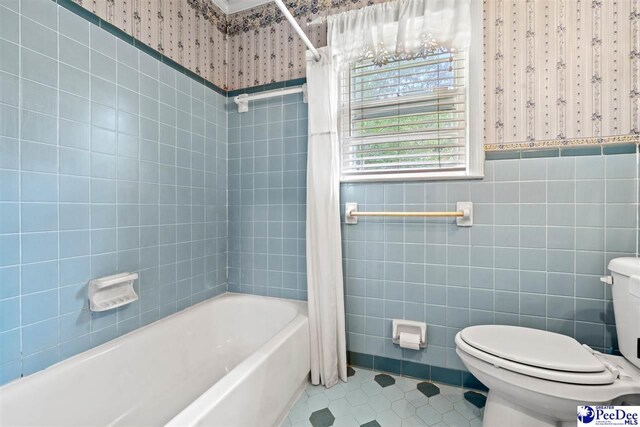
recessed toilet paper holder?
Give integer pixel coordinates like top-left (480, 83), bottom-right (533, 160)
top-left (392, 319), bottom-right (427, 349)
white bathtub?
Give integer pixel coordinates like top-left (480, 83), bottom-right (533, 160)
top-left (0, 293), bottom-right (310, 427)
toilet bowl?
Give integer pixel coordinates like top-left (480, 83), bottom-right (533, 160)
top-left (455, 257), bottom-right (640, 427)
top-left (456, 326), bottom-right (640, 426)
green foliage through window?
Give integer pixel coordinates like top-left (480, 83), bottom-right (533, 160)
top-left (340, 50), bottom-right (467, 177)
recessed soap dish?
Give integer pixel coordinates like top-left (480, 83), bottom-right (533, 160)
top-left (88, 272), bottom-right (139, 312)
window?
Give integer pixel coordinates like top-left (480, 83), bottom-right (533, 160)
top-left (338, 35), bottom-right (483, 182)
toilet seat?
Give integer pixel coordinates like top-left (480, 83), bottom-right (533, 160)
top-left (457, 326), bottom-right (617, 385)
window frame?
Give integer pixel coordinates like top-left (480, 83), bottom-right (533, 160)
top-left (338, 1), bottom-right (484, 183)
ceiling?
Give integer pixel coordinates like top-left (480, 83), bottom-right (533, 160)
top-left (212, 0), bottom-right (273, 15)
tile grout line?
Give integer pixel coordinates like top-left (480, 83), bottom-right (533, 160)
top-left (55, 4), bottom-right (61, 364)
top-left (17, 0), bottom-right (23, 376)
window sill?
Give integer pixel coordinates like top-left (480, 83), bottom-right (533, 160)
top-left (340, 173), bottom-right (485, 183)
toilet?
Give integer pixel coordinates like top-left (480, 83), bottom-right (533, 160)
top-left (455, 257), bottom-right (640, 427)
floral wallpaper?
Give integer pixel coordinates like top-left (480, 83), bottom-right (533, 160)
top-left (226, 0), bottom-right (640, 147)
top-left (225, 0), bottom-right (389, 89)
top-left (76, 0), bottom-right (639, 148)
top-left (73, 0), bottom-right (387, 91)
top-left (73, 0), bottom-right (228, 89)
top-left (483, 0), bottom-right (640, 149)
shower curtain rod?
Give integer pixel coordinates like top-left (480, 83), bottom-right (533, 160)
top-left (273, 0), bottom-right (322, 61)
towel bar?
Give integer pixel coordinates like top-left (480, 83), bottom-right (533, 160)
top-left (344, 202), bottom-right (473, 226)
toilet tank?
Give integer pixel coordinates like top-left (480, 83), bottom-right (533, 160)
top-left (607, 257), bottom-right (640, 369)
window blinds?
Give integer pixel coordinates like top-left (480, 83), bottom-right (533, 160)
top-left (339, 50), bottom-right (467, 180)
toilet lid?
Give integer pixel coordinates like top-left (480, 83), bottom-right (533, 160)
top-left (460, 325), bottom-right (606, 373)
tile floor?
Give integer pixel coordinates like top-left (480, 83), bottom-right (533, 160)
top-left (282, 367), bottom-right (486, 427)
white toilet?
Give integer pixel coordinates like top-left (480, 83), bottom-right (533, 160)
top-left (456, 257), bottom-right (640, 427)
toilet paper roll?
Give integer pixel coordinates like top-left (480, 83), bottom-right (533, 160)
top-left (398, 331), bottom-right (421, 350)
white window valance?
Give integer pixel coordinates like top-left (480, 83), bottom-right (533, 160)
top-left (327, 0), bottom-right (471, 65)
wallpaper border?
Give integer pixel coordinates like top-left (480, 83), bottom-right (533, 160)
top-left (484, 135), bottom-right (640, 152)
top-left (224, 0), bottom-right (380, 36)
top-left (54, 0), bottom-right (228, 96)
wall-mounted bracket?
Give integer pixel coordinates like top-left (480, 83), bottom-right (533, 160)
top-left (235, 94), bottom-right (249, 113)
top-left (345, 202), bottom-right (359, 224)
top-left (455, 201), bottom-right (473, 227)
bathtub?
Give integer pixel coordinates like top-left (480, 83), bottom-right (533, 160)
top-left (0, 293), bottom-right (310, 427)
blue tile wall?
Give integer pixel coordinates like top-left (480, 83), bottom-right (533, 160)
top-left (227, 95), bottom-right (308, 300)
top-left (227, 92), bottom-right (638, 372)
top-left (3, 0), bottom-right (639, 385)
top-left (341, 155), bottom-right (638, 370)
top-left (0, 0), bottom-right (227, 384)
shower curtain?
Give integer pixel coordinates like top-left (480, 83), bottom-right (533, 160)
top-left (304, 0), bottom-right (471, 387)
top-left (305, 47), bottom-right (347, 388)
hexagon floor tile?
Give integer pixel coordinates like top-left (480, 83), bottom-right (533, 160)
top-left (374, 374), bottom-right (396, 388)
top-left (281, 367), bottom-right (485, 427)
top-left (310, 408), bottom-right (336, 427)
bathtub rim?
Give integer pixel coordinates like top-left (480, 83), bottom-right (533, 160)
top-left (166, 296), bottom-right (309, 426)
top-left (0, 292), bottom-right (307, 390)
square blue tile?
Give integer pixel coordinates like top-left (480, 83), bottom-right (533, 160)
top-left (21, 317), bottom-right (58, 356)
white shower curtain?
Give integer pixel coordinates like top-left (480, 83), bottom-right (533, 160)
top-left (304, 0), bottom-right (471, 387)
top-left (305, 46), bottom-right (347, 387)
